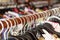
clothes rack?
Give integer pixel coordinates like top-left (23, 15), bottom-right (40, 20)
top-left (0, 7), bottom-right (60, 32)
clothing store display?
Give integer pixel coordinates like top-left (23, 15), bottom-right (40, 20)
top-left (0, 0), bottom-right (60, 40)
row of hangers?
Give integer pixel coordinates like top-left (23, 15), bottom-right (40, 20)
top-left (3, 14), bottom-right (60, 40)
top-left (0, 7), bottom-right (60, 34)
top-left (0, 7), bottom-right (60, 40)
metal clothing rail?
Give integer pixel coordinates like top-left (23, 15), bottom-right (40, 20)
top-left (0, 7), bottom-right (60, 34)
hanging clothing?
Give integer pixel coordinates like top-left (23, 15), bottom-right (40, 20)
top-left (44, 21), bottom-right (60, 32)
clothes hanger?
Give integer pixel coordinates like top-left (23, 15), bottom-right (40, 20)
top-left (35, 13), bottom-right (41, 26)
top-left (0, 20), bottom-right (4, 34)
top-left (13, 17), bottom-right (25, 36)
top-left (28, 15), bottom-right (34, 30)
top-left (6, 18), bottom-right (13, 39)
top-left (55, 9), bottom-right (58, 14)
top-left (30, 15), bottom-right (36, 29)
top-left (5, 18), bottom-right (13, 40)
top-left (12, 17), bottom-right (20, 36)
top-left (7, 18), bottom-right (13, 35)
top-left (43, 12), bottom-right (48, 21)
top-left (51, 9), bottom-right (56, 15)
top-left (47, 10), bottom-right (51, 16)
top-left (21, 17), bottom-right (27, 34)
top-left (10, 17), bottom-right (24, 40)
top-left (18, 17), bottom-right (24, 35)
top-left (39, 13), bottom-right (44, 22)
top-left (32, 14), bottom-right (37, 28)
top-left (25, 15), bottom-right (32, 30)
top-left (48, 10), bottom-right (53, 16)
top-left (37, 13), bottom-right (43, 23)
top-left (0, 19), bottom-right (9, 40)
top-left (33, 14), bottom-right (39, 28)
top-left (10, 18), bottom-right (24, 36)
top-left (32, 15), bottom-right (37, 28)
top-left (43, 11), bottom-right (49, 20)
top-left (9, 18), bottom-right (16, 36)
top-left (55, 8), bottom-right (60, 16)
top-left (46, 10), bottom-right (51, 17)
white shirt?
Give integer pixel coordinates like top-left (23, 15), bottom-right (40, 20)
top-left (42, 29), bottom-right (55, 40)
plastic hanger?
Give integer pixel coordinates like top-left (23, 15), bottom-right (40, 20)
top-left (48, 10), bottom-right (53, 16)
top-left (30, 15), bottom-right (35, 28)
top-left (12, 17), bottom-right (20, 36)
top-left (6, 18), bottom-right (13, 39)
top-left (33, 14), bottom-right (38, 28)
top-left (35, 13), bottom-right (41, 26)
top-left (18, 17), bottom-right (24, 35)
top-left (55, 8), bottom-right (60, 15)
top-left (7, 18), bottom-right (13, 35)
top-left (0, 20), bottom-right (4, 34)
top-left (51, 9), bottom-right (56, 15)
top-left (1, 19), bottom-right (9, 40)
top-left (20, 17), bottom-right (26, 34)
top-left (25, 15), bottom-right (31, 31)
top-left (29, 15), bottom-right (34, 29)
top-left (29, 15), bottom-right (36, 29)
top-left (19, 17), bottom-right (26, 34)
top-left (46, 10), bottom-right (50, 17)
top-left (5, 18), bottom-right (12, 40)
top-left (43, 11), bottom-right (48, 20)
top-left (21, 17), bottom-right (27, 32)
top-left (28, 15), bottom-right (32, 30)
top-left (9, 18), bottom-right (16, 36)
top-left (14, 17), bottom-right (24, 36)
